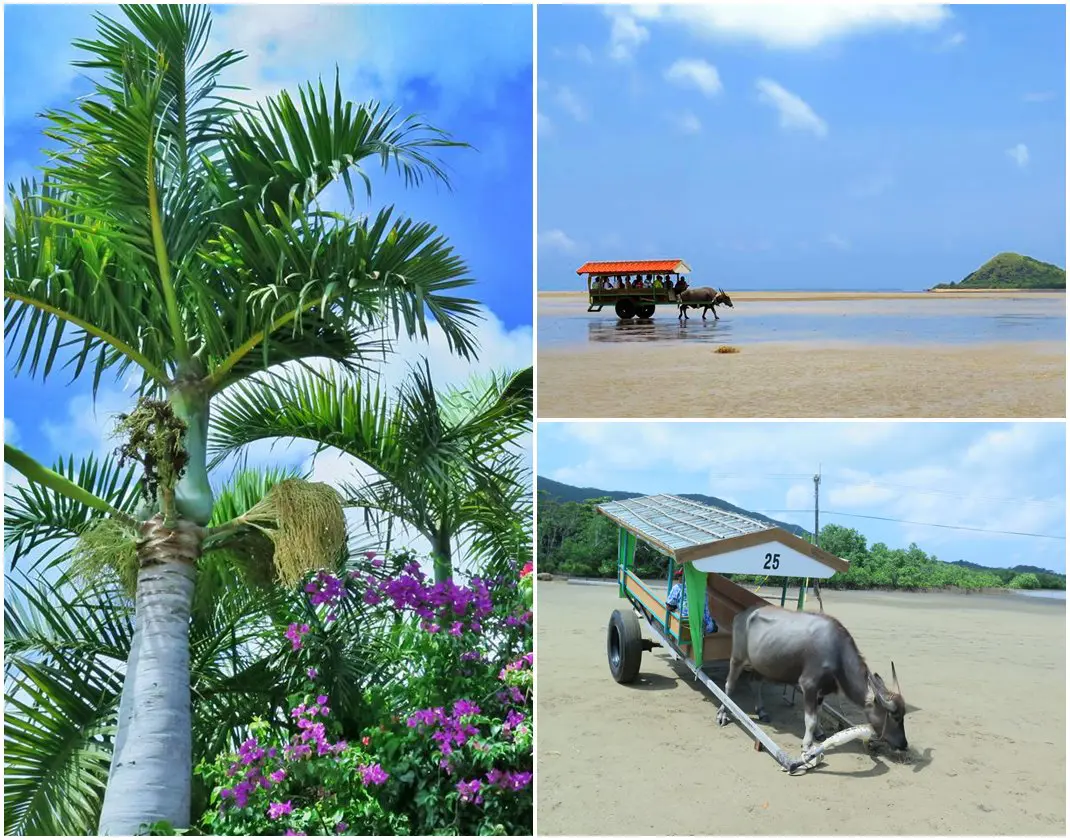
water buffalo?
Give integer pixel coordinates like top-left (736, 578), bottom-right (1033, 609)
top-left (716, 605), bottom-right (907, 752)
top-left (678, 287), bottom-right (734, 320)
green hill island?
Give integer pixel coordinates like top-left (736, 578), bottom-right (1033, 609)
top-left (930, 252), bottom-right (1066, 291)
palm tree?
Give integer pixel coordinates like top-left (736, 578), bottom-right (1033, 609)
top-left (4, 5), bottom-right (482, 833)
top-left (209, 362), bottom-right (533, 583)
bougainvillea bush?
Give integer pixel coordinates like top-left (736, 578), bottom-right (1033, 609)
top-left (196, 551), bottom-right (533, 835)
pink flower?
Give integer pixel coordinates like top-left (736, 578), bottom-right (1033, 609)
top-left (358, 763), bottom-right (389, 785)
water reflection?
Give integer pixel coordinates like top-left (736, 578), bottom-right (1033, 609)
top-left (588, 317), bottom-right (736, 344)
top-left (534, 303), bottom-right (1064, 348)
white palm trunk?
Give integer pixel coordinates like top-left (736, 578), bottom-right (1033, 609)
top-left (98, 516), bottom-right (201, 835)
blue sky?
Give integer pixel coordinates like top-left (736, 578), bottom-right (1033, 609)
top-left (4, 4), bottom-right (533, 569)
top-left (538, 422), bottom-right (1067, 574)
top-left (537, 4), bottom-right (1066, 291)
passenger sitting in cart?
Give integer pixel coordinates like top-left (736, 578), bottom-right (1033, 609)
top-left (666, 567), bottom-right (717, 634)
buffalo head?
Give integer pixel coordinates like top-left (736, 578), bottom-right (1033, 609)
top-left (717, 288), bottom-right (734, 308)
top-left (865, 662), bottom-right (908, 750)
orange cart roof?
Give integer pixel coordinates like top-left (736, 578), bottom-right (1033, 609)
top-left (576, 259), bottom-right (691, 275)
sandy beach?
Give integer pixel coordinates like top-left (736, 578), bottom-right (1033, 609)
top-left (536, 581), bottom-right (1066, 835)
top-left (538, 340), bottom-right (1064, 418)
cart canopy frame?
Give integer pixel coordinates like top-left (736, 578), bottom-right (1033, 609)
top-left (597, 494), bottom-right (848, 666)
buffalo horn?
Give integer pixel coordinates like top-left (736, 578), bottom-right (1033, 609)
top-left (871, 673), bottom-right (897, 711)
top-left (891, 661), bottom-right (902, 695)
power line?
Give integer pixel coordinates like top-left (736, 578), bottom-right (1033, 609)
top-left (758, 509), bottom-right (1064, 541)
top-left (697, 473), bottom-right (1063, 508)
top-left (832, 480), bottom-right (1064, 508)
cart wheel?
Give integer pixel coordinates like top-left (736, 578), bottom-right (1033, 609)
top-left (637, 304), bottom-right (656, 319)
top-left (607, 609), bottom-right (643, 683)
top-left (615, 299), bottom-right (637, 319)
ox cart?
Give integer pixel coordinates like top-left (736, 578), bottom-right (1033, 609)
top-left (598, 494), bottom-right (869, 773)
top-left (578, 258), bottom-right (692, 320)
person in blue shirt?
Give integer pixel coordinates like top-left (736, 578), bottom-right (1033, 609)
top-left (666, 566), bottom-right (717, 634)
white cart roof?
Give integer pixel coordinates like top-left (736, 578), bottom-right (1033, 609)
top-left (596, 494), bottom-right (848, 578)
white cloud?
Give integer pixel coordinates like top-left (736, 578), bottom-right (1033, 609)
top-left (1006, 143), bottom-right (1030, 169)
top-left (755, 78), bottom-right (828, 137)
top-left (553, 44), bottom-right (595, 64)
top-left (555, 86), bottom-right (587, 122)
top-left (679, 112), bottom-right (703, 134)
top-left (665, 58), bottom-right (723, 97)
top-left (538, 229), bottom-right (581, 254)
top-left (4, 418), bottom-right (18, 445)
top-left (606, 9), bottom-right (650, 60)
top-left (206, 4), bottom-right (531, 110)
top-left (537, 112), bottom-right (553, 136)
top-left (939, 31), bottom-right (966, 50)
top-left (41, 390), bottom-right (137, 460)
top-left (1023, 91), bottom-right (1054, 103)
top-left (824, 233), bottom-right (850, 250)
top-left (627, 4), bottom-right (951, 50)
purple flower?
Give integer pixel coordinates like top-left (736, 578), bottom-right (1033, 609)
top-left (285, 830), bottom-right (306, 836)
top-left (335, 822), bottom-right (349, 834)
top-left (270, 769), bottom-right (286, 783)
top-left (371, 557), bottom-right (383, 568)
top-left (363, 590), bottom-right (382, 606)
top-left (365, 551), bottom-right (377, 560)
top-left (359, 763), bottom-right (389, 785)
top-left (316, 695), bottom-right (329, 706)
top-left (456, 778), bottom-right (483, 805)
top-left (453, 699), bottom-right (480, 717)
top-left (285, 623), bottom-right (310, 651)
top-left (504, 709), bottom-right (526, 732)
top-left (508, 771), bottom-right (533, 790)
top-left (306, 667), bottom-right (318, 680)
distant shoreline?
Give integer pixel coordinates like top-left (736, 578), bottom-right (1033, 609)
top-left (545, 574), bottom-right (1065, 600)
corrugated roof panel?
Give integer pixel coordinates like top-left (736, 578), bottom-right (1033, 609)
top-left (597, 494), bottom-right (769, 553)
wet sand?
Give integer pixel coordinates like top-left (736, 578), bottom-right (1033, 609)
top-left (536, 581), bottom-right (1066, 835)
top-left (537, 340), bottom-right (1065, 418)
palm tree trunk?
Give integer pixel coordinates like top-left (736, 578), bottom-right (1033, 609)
top-left (432, 532), bottom-right (452, 584)
top-left (97, 515), bottom-right (203, 835)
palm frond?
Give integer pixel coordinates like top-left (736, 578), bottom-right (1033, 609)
top-left (3, 576), bottom-right (132, 836)
top-left (4, 179), bottom-right (172, 393)
top-left (200, 204), bottom-right (482, 391)
top-left (217, 73), bottom-right (466, 230)
top-left (4, 452), bottom-right (142, 572)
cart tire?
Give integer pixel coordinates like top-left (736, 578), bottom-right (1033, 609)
top-left (607, 609), bottom-right (643, 684)
top-left (637, 304), bottom-right (656, 319)
top-left (615, 299), bottom-right (637, 319)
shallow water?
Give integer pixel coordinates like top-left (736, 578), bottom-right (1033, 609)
top-left (1012, 589), bottom-right (1066, 601)
top-left (538, 295), bottom-right (1066, 348)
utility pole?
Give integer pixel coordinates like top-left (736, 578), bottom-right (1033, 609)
top-left (813, 470), bottom-right (821, 549)
top-left (811, 469), bottom-right (825, 613)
